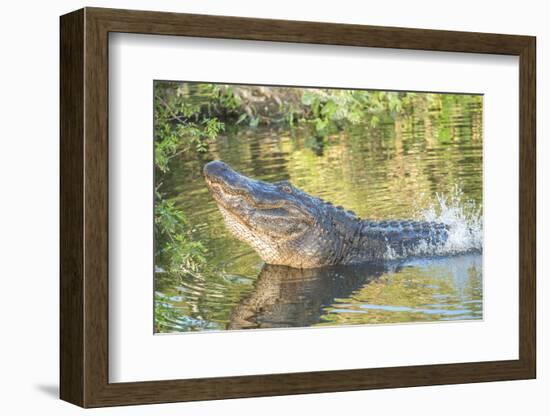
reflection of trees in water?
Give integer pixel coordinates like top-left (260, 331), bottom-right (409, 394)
top-left (279, 100), bottom-right (482, 220)
top-left (228, 254), bottom-right (482, 330)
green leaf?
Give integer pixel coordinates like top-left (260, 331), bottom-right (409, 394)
top-left (236, 113), bottom-right (248, 125)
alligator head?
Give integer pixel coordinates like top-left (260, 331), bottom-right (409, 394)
top-left (204, 160), bottom-right (357, 268)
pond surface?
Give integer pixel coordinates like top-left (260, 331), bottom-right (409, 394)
top-left (156, 100), bottom-right (483, 332)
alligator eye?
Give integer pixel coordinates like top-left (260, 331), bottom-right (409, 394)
top-left (281, 185), bottom-right (292, 194)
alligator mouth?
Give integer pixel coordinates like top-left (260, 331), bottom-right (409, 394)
top-left (205, 179), bottom-right (287, 211)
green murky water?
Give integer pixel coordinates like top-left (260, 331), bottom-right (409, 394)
top-left (155, 98), bottom-right (483, 332)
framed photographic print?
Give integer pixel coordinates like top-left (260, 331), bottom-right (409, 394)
top-left (60, 7), bottom-right (536, 407)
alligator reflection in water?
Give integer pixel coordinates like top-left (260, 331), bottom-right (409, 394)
top-left (229, 263), bottom-right (383, 329)
top-left (228, 253), bottom-right (482, 330)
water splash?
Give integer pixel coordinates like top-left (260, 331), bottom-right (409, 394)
top-left (420, 187), bottom-right (483, 255)
top-left (384, 187), bottom-right (483, 260)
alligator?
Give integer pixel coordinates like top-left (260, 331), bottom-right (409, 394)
top-left (204, 160), bottom-right (449, 269)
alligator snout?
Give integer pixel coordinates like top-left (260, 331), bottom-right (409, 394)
top-left (204, 160), bottom-right (231, 181)
top-left (203, 160), bottom-right (241, 187)
top-left (204, 160), bottom-right (254, 197)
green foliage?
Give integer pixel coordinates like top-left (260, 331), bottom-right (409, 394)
top-left (154, 82), bottom-right (227, 172)
top-left (299, 89), bottom-right (416, 136)
top-left (154, 81), bottom-right (229, 274)
top-left (154, 195), bottom-right (207, 273)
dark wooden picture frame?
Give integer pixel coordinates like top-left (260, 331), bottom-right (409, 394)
top-left (60, 7), bottom-right (536, 408)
